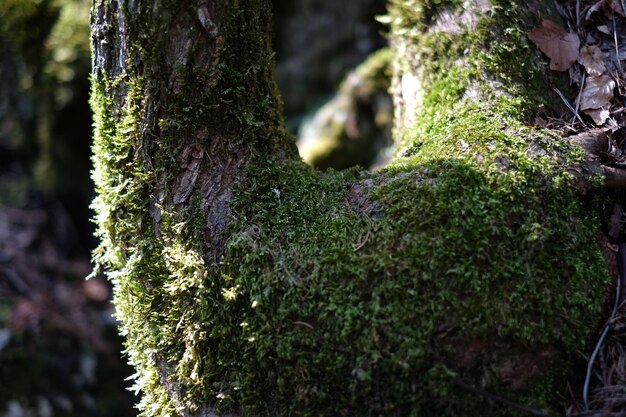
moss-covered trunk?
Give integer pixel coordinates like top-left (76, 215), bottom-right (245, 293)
top-left (91, 1), bottom-right (612, 416)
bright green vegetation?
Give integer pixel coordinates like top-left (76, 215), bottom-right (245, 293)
top-left (388, 0), bottom-right (569, 153)
top-left (89, 0), bottom-right (611, 416)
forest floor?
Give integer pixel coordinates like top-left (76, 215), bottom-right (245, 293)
top-left (538, 0), bottom-right (626, 415)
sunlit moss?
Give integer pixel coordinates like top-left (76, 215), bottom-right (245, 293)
top-left (216, 103), bottom-right (607, 415)
top-left (90, 0), bottom-right (610, 416)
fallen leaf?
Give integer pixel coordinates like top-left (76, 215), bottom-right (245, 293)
top-left (528, 19), bottom-right (580, 71)
top-left (586, 0), bottom-right (626, 18)
top-left (577, 45), bottom-right (606, 75)
top-left (612, 0), bottom-right (626, 16)
top-left (587, 0), bottom-right (608, 19)
top-left (580, 74), bottom-right (615, 110)
top-left (584, 108), bottom-right (611, 125)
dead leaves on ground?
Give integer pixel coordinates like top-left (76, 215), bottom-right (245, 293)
top-left (586, 0), bottom-right (625, 19)
top-left (578, 44), bottom-right (606, 75)
top-left (529, 0), bottom-right (626, 127)
top-left (529, 19), bottom-right (580, 71)
top-left (537, 4), bottom-right (626, 416)
top-left (581, 74), bottom-right (616, 123)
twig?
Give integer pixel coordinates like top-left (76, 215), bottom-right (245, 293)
top-left (293, 321), bottom-right (314, 330)
top-left (583, 271), bottom-right (622, 409)
top-left (613, 12), bottom-right (623, 75)
top-left (553, 87), bottom-right (586, 125)
top-left (353, 228), bottom-right (371, 252)
top-left (454, 379), bottom-right (553, 416)
top-left (573, 72), bottom-right (586, 124)
top-left (576, 0), bottom-right (581, 29)
top-left (599, 347), bottom-right (608, 386)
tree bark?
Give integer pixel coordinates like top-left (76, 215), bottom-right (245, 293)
top-left (91, 1), bottom-right (613, 416)
top-left (91, 0), bottom-right (297, 259)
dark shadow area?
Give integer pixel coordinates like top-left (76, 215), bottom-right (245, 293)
top-left (272, 0), bottom-right (388, 132)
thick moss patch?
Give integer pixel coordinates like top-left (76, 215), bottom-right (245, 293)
top-left (210, 102), bottom-right (609, 416)
top-left (89, 0), bottom-right (611, 416)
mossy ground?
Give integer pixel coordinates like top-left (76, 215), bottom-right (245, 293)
top-left (90, 0), bottom-right (612, 416)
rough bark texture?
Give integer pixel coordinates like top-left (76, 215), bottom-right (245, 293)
top-left (91, 0), bottom-right (296, 261)
top-left (91, 1), bottom-right (612, 416)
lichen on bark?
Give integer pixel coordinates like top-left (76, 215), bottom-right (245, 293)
top-left (90, 1), bottom-right (612, 416)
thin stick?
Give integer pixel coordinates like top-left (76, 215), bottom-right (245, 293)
top-left (583, 272), bottom-right (622, 409)
top-left (353, 228), bottom-right (371, 252)
top-left (553, 87), bottom-right (586, 125)
top-left (573, 72), bottom-right (586, 124)
top-left (576, 0), bottom-right (581, 29)
top-left (293, 321), bottom-right (314, 330)
top-left (613, 12), bottom-right (623, 74)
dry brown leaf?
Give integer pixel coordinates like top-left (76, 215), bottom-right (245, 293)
top-left (580, 73), bottom-right (615, 125)
top-left (580, 74), bottom-right (615, 110)
top-left (577, 45), bottom-right (606, 75)
top-left (586, 0), bottom-right (626, 18)
top-left (584, 107), bottom-right (611, 125)
top-left (587, 0), bottom-right (608, 18)
top-left (528, 19), bottom-right (580, 72)
top-left (612, 0), bottom-right (626, 16)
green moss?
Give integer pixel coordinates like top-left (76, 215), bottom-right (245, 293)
top-left (90, 67), bottom-right (172, 414)
top-left (385, 0), bottom-right (464, 31)
top-left (198, 1), bottom-right (605, 415)
top-left (90, 1), bottom-right (296, 415)
top-left (90, 0), bottom-right (610, 416)
top-left (388, 0), bottom-right (570, 153)
top-left (470, 1), bottom-right (570, 113)
top-left (351, 47), bottom-right (392, 88)
top-left (210, 101), bottom-right (608, 416)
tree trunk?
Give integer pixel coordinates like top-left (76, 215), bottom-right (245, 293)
top-left (90, 1), bottom-right (612, 416)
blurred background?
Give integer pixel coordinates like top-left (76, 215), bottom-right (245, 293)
top-left (0, 0), bottom-right (390, 415)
